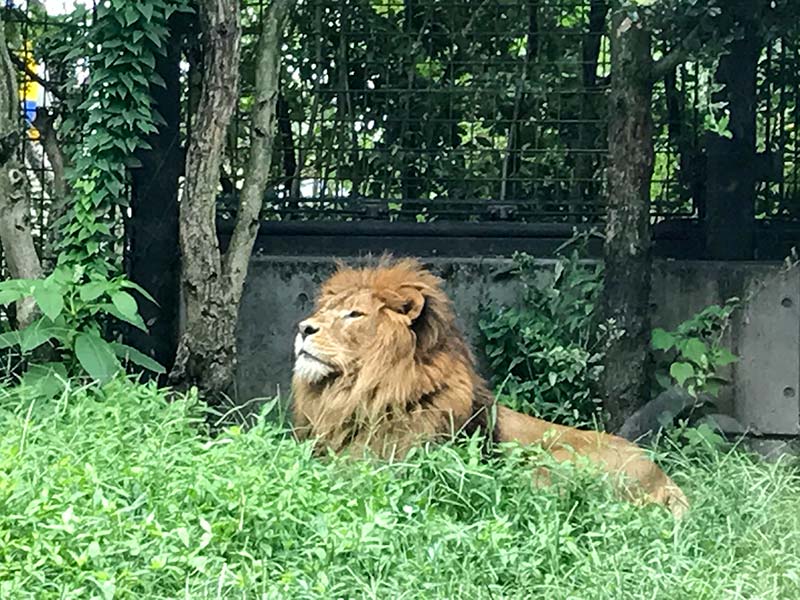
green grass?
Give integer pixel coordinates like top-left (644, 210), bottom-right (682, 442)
top-left (0, 380), bottom-right (798, 599)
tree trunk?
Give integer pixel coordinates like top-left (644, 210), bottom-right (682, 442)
top-left (170, 0), bottom-right (241, 398)
top-left (0, 22), bottom-right (42, 328)
top-left (704, 0), bottom-right (764, 260)
top-left (32, 107), bottom-right (69, 244)
top-left (127, 12), bottom-right (188, 375)
top-left (602, 8), bottom-right (655, 431)
top-left (171, 0), bottom-right (295, 401)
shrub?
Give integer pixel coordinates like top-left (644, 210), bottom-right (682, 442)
top-left (479, 241), bottom-right (607, 427)
top-left (479, 239), bottom-right (739, 428)
top-left (0, 265), bottom-right (163, 390)
top-left (650, 298), bottom-right (739, 399)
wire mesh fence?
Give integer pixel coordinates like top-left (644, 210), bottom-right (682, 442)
top-left (237, 0), bottom-right (615, 222)
top-left (756, 36), bottom-right (800, 219)
top-left (232, 0), bottom-right (800, 224)
top-left (5, 0), bottom-right (800, 235)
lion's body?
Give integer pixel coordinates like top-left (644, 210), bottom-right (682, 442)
top-left (292, 257), bottom-right (688, 517)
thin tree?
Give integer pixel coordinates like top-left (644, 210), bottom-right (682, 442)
top-left (0, 21), bottom-right (42, 328)
top-left (170, 0), bottom-right (296, 398)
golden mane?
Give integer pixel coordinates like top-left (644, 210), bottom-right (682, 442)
top-left (291, 256), bottom-right (689, 517)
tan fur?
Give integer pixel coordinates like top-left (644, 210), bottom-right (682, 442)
top-left (292, 256), bottom-right (689, 518)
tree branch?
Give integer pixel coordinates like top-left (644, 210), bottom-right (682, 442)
top-left (6, 48), bottom-right (64, 100)
top-left (223, 0), bottom-right (296, 298)
top-left (651, 25), bottom-right (701, 81)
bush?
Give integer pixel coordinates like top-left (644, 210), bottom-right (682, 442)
top-left (651, 298), bottom-right (739, 399)
top-left (479, 240), bottom-right (740, 429)
top-left (479, 243), bottom-right (607, 427)
top-left (0, 265), bottom-right (163, 389)
top-left (0, 379), bottom-right (798, 599)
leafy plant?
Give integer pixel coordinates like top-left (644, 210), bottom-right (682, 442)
top-left (480, 235), bottom-right (740, 429)
top-left (0, 266), bottom-right (164, 389)
top-left (479, 236), bottom-right (608, 427)
top-left (663, 420), bottom-right (730, 462)
top-left (650, 298), bottom-right (739, 399)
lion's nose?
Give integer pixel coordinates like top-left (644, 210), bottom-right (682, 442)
top-left (299, 320), bottom-right (319, 339)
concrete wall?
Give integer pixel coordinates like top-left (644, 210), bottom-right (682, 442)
top-left (235, 257), bottom-right (800, 438)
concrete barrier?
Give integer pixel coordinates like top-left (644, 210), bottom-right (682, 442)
top-left (235, 257), bottom-right (800, 440)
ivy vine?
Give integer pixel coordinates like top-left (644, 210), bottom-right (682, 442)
top-left (59, 0), bottom-right (191, 275)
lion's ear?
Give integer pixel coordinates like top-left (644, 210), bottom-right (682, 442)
top-left (380, 286), bottom-right (425, 322)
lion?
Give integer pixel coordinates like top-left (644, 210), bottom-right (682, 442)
top-left (291, 257), bottom-right (689, 518)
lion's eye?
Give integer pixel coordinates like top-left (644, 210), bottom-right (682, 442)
top-left (345, 310), bottom-right (365, 319)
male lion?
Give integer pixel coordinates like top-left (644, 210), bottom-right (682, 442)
top-left (291, 257), bottom-right (689, 517)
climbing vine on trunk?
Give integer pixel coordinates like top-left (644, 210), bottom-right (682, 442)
top-left (59, 0), bottom-right (190, 275)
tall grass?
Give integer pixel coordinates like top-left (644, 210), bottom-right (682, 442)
top-left (0, 380), bottom-right (798, 599)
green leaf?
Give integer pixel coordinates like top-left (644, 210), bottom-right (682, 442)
top-left (87, 540), bottom-right (102, 559)
top-left (0, 330), bottom-right (22, 349)
top-left (0, 289), bottom-right (27, 305)
top-left (80, 281), bottom-right (111, 302)
top-left (121, 280), bottom-right (158, 305)
top-left (111, 342), bottom-right (165, 374)
top-left (124, 5), bottom-right (140, 26)
top-left (651, 328), bottom-right (675, 351)
top-left (703, 378), bottom-right (722, 397)
top-left (669, 362), bottom-right (695, 387)
top-left (0, 278), bottom-right (36, 303)
top-left (21, 362), bottom-right (68, 397)
top-left (681, 338), bottom-right (708, 365)
top-left (0, 278), bottom-right (37, 290)
top-left (111, 291), bottom-right (139, 319)
top-left (33, 281), bottom-right (65, 321)
top-left (20, 319), bottom-right (61, 353)
top-left (100, 303), bottom-right (147, 331)
top-left (137, 3), bottom-right (154, 21)
top-left (74, 333), bottom-right (121, 383)
top-left (175, 527), bottom-right (190, 548)
top-left (715, 347), bottom-right (738, 366)
top-left (654, 372), bottom-right (673, 390)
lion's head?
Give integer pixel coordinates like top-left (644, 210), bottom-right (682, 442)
top-left (291, 256), bottom-right (491, 456)
top-left (293, 257), bottom-right (460, 383)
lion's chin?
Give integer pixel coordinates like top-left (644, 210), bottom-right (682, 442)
top-left (293, 353), bottom-right (336, 384)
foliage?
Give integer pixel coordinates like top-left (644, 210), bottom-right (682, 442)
top-left (479, 241), bottom-right (608, 427)
top-left (663, 420), bottom-right (731, 462)
top-left (0, 266), bottom-right (164, 388)
top-left (258, 0), bottom-right (800, 221)
top-left (651, 298), bottom-right (739, 399)
top-left (8, 0), bottom-right (800, 240)
top-left (0, 379), bottom-right (798, 598)
top-left (480, 237), bottom-right (740, 426)
top-left (0, 0), bottom-right (190, 387)
top-left (57, 0), bottom-right (191, 274)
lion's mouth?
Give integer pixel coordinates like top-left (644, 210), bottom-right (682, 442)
top-left (294, 348), bottom-right (338, 383)
top-left (298, 350), bottom-right (335, 369)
